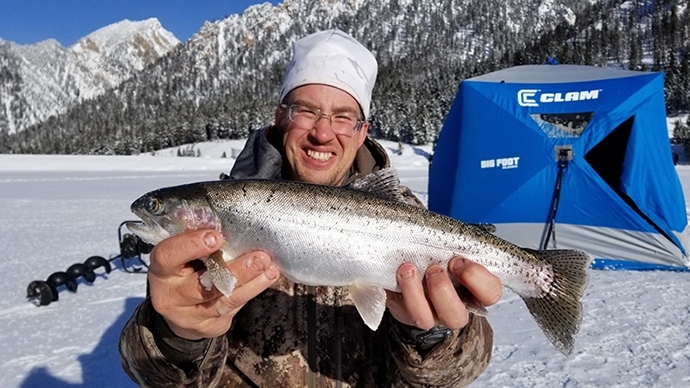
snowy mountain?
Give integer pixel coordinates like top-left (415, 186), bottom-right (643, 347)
top-left (3, 0), bottom-right (689, 155)
top-left (5, 0), bottom-right (592, 154)
top-left (0, 18), bottom-right (180, 134)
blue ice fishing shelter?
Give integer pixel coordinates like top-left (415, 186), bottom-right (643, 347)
top-left (429, 64), bottom-right (690, 270)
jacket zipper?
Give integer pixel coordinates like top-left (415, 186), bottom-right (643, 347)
top-left (335, 289), bottom-right (344, 388)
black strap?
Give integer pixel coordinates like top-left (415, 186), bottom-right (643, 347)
top-left (307, 285), bottom-right (317, 388)
top-left (335, 291), bottom-right (344, 388)
top-left (391, 320), bottom-right (452, 356)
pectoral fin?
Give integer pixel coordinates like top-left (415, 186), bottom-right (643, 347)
top-left (349, 283), bottom-right (387, 331)
top-left (201, 250), bottom-right (237, 297)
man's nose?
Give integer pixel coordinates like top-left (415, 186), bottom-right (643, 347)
top-left (311, 115), bottom-right (336, 142)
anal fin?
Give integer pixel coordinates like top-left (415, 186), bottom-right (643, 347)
top-left (349, 283), bottom-right (387, 331)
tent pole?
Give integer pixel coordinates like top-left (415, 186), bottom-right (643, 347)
top-left (542, 148), bottom-right (571, 249)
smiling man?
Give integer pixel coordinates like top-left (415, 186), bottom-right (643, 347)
top-left (229, 29), bottom-right (379, 188)
top-left (119, 29), bottom-right (500, 387)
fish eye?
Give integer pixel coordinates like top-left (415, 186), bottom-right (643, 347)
top-left (147, 197), bottom-right (162, 215)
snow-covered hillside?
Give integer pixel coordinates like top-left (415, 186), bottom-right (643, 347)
top-left (0, 18), bottom-right (179, 134)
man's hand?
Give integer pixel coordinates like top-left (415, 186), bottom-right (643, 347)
top-left (147, 229), bottom-right (280, 340)
top-left (386, 257), bottom-right (502, 330)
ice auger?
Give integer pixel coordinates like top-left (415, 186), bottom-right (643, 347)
top-left (26, 221), bottom-right (153, 306)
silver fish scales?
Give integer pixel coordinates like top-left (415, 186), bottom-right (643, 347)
top-left (128, 168), bottom-right (592, 356)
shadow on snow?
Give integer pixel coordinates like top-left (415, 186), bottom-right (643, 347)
top-left (20, 296), bottom-right (144, 388)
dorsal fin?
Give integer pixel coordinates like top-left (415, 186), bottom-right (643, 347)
top-left (345, 167), bottom-right (406, 203)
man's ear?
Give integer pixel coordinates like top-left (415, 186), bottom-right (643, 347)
top-left (357, 121), bottom-right (369, 147)
top-left (274, 105), bottom-right (284, 126)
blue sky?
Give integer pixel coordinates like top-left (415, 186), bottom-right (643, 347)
top-left (0, 0), bottom-right (280, 46)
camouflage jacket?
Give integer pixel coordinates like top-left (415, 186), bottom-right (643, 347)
top-left (119, 128), bottom-right (494, 387)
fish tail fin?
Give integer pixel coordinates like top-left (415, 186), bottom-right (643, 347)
top-left (521, 249), bottom-right (593, 356)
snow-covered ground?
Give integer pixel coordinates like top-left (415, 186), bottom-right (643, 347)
top-left (1, 139), bottom-right (689, 387)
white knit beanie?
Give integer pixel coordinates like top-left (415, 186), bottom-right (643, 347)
top-left (279, 29), bottom-right (378, 119)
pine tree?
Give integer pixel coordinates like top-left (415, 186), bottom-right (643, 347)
top-left (674, 118), bottom-right (690, 159)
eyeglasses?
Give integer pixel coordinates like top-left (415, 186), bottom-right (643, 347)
top-left (280, 104), bottom-right (364, 136)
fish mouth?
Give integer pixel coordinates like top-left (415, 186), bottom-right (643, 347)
top-left (126, 212), bottom-right (169, 245)
top-left (127, 206), bottom-right (152, 230)
top-left (125, 218), bottom-right (149, 235)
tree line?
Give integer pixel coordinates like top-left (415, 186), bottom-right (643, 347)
top-left (2, 0), bottom-right (689, 155)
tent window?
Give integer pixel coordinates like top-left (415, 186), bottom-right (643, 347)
top-left (530, 112), bottom-right (593, 138)
top-left (585, 116), bottom-right (674, 243)
top-left (585, 116), bottom-right (633, 191)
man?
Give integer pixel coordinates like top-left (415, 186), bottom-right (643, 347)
top-left (119, 29), bottom-right (501, 387)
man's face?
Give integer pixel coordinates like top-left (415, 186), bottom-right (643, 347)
top-left (275, 84), bottom-right (369, 186)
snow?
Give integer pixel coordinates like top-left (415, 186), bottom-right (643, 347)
top-left (74, 18), bottom-right (179, 55)
top-left (1, 138), bottom-right (690, 387)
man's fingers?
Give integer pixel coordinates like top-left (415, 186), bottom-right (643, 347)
top-left (396, 263), bottom-right (435, 329)
top-left (449, 257), bottom-right (502, 307)
top-left (148, 230), bottom-right (225, 312)
top-left (154, 252), bottom-right (281, 340)
top-left (425, 265), bottom-right (468, 330)
top-left (225, 251), bottom-right (275, 285)
top-left (148, 230), bottom-right (224, 277)
top-left (213, 262), bottom-right (280, 316)
top-left (172, 250), bottom-right (279, 306)
top-left (391, 259), bottom-right (501, 332)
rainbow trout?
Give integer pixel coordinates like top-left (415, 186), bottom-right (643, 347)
top-left (127, 168), bottom-right (592, 356)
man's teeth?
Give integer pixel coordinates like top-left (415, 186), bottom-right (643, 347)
top-left (307, 149), bottom-right (332, 161)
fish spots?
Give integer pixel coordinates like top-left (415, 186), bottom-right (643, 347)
top-left (425, 256), bottom-right (440, 266)
top-left (265, 189), bottom-right (277, 203)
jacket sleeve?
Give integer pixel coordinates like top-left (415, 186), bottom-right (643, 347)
top-left (118, 298), bottom-right (230, 388)
top-left (388, 313), bottom-right (493, 387)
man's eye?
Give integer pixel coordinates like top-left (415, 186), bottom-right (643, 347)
top-left (295, 108), bottom-right (317, 117)
top-left (334, 114), bottom-right (355, 123)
